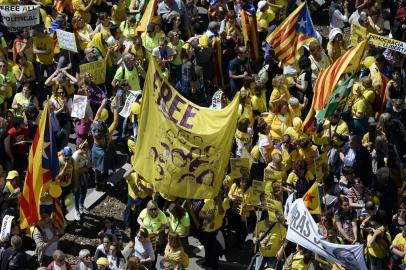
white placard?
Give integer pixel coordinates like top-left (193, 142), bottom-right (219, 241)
top-left (0, 5), bottom-right (39, 32)
top-left (71, 95), bottom-right (88, 119)
top-left (56, 29), bottom-right (78, 53)
top-left (0, 215), bottom-right (14, 241)
top-left (119, 90), bottom-right (141, 118)
top-left (287, 199), bottom-right (367, 270)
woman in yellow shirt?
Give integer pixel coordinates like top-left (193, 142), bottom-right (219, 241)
top-left (327, 28), bottom-right (346, 62)
top-left (120, 16), bottom-right (138, 42)
top-left (269, 75), bottom-right (290, 112)
top-left (12, 54), bottom-right (36, 87)
top-left (290, 245), bottom-right (313, 270)
top-left (266, 102), bottom-right (293, 141)
top-left (228, 177), bottom-right (255, 247)
top-left (12, 30), bottom-right (34, 64)
top-left (225, 10), bottom-right (243, 42)
top-left (72, 15), bottom-right (94, 51)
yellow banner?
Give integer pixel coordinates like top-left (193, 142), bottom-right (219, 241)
top-left (133, 59), bottom-right (240, 199)
top-left (80, 59), bottom-right (106, 85)
top-left (368, 33), bottom-right (406, 54)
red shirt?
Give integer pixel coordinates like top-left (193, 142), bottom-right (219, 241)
top-left (8, 127), bottom-right (29, 155)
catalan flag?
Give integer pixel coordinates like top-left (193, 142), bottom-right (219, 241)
top-left (266, 3), bottom-right (317, 64)
top-left (303, 182), bottom-right (320, 214)
top-left (53, 199), bottom-right (66, 229)
top-left (20, 102), bottom-right (59, 229)
top-left (208, 0), bottom-right (221, 18)
top-left (240, 4), bottom-right (259, 59)
top-left (303, 40), bottom-right (366, 132)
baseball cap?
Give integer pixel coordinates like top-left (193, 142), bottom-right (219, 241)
top-left (62, 146), bottom-right (73, 157)
top-left (96, 257), bottom-right (109, 266)
top-left (6, 170), bottom-right (19, 180)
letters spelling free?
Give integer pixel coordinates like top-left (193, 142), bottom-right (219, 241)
top-left (153, 71), bottom-right (199, 130)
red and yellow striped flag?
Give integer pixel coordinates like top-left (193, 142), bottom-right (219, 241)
top-left (266, 3), bottom-right (317, 64)
top-left (20, 102), bottom-right (60, 229)
top-left (240, 8), bottom-right (259, 59)
top-left (303, 40), bottom-right (366, 132)
top-left (53, 199), bottom-right (66, 229)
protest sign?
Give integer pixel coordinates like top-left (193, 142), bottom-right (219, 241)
top-left (133, 59), bottom-right (239, 199)
top-left (351, 23), bottom-right (367, 45)
top-left (265, 198), bottom-right (283, 222)
top-left (287, 199), bottom-right (367, 270)
top-left (0, 215), bottom-right (14, 241)
top-left (56, 29), bottom-right (78, 53)
top-left (230, 158), bottom-right (250, 179)
top-left (252, 180), bottom-right (264, 206)
top-left (0, 5), bottom-right (39, 32)
top-left (264, 167), bottom-right (286, 183)
top-left (119, 90), bottom-right (142, 118)
top-left (80, 60), bottom-right (106, 85)
top-left (368, 33), bottom-right (406, 54)
top-left (71, 95), bottom-right (88, 119)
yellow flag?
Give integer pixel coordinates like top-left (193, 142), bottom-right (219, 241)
top-left (133, 59), bottom-right (240, 199)
top-left (303, 182), bottom-right (320, 214)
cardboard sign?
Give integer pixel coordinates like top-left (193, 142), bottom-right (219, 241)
top-left (266, 198), bottom-right (283, 222)
top-left (71, 95), bottom-right (88, 119)
top-left (252, 180), bottom-right (264, 206)
top-left (80, 59), bottom-right (106, 85)
top-left (230, 158), bottom-right (250, 179)
top-left (0, 5), bottom-right (39, 32)
top-left (368, 33), bottom-right (406, 54)
top-left (56, 29), bottom-right (78, 53)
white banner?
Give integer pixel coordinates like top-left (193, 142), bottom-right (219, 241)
top-left (0, 215), bottom-right (14, 241)
top-left (119, 90), bottom-right (141, 118)
top-left (56, 29), bottom-right (78, 53)
top-left (71, 95), bottom-right (88, 119)
top-left (287, 199), bottom-right (367, 270)
top-left (0, 5), bottom-right (39, 32)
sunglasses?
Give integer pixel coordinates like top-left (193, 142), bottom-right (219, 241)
top-left (149, 208), bottom-right (157, 211)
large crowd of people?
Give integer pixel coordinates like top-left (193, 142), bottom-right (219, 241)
top-left (0, 0), bottom-right (405, 269)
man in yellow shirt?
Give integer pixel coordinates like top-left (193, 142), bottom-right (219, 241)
top-left (33, 24), bottom-right (54, 102)
top-left (199, 191), bottom-right (230, 270)
top-left (253, 211), bottom-right (287, 270)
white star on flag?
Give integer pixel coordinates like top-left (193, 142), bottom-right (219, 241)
top-left (298, 18), bottom-right (306, 29)
top-left (42, 141), bottom-right (51, 160)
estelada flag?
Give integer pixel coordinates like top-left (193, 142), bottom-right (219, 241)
top-left (208, 0), bottom-right (221, 18)
top-left (20, 102), bottom-right (59, 229)
top-left (133, 59), bottom-right (239, 199)
top-left (240, 3), bottom-right (259, 59)
top-left (303, 182), bottom-right (320, 214)
top-left (303, 40), bottom-right (366, 133)
top-left (266, 3), bottom-right (317, 64)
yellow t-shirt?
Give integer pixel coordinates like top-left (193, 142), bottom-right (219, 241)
top-left (251, 92), bottom-right (267, 113)
top-left (125, 172), bottom-right (152, 200)
top-left (58, 157), bottom-right (77, 188)
top-left (33, 35), bottom-right (54, 65)
top-left (257, 8), bottom-right (275, 32)
top-left (392, 233), bottom-right (406, 253)
top-left (12, 61), bottom-right (35, 82)
top-left (255, 221), bottom-right (286, 258)
top-left (229, 184), bottom-right (254, 219)
top-left (169, 212), bottom-right (190, 237)
top-left (367, 233), bottom-right (388, 258)
top-left (111, 2), bottom-right (127, 24)
top-left (120, 21), bottom-right (137, 41)
top-left (73, 0), bottom-right (91, 24)
top-left (291, 252), bottom-right (310, 270)
top-left (200, 198), bottom-right (230, 232)
top-left (141, 32), bottom-right (160, 52)
top-left (138, 208), bottom-right (167, 234)
top-left (352, 98), bottom-right (368, 119)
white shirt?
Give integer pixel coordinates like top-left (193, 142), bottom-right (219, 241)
top-left (330, 9), bottom-right (348, 29)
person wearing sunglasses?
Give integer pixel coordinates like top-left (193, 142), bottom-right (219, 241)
top-left (137, 200), bottom-right (167, 253)
top-left (76, 249), bottom-right (97, 270)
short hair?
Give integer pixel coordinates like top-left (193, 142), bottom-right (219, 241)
top-left (137, 227), bottom-right (149, 238)
top-left (10, 235), bottom-right (22, 249)
top-left (52, 250), bottom-right (65, 260)
top-left (376, 167), bottom-right (390, 179)
top-left (78, 249), bottom-right (91, 260)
